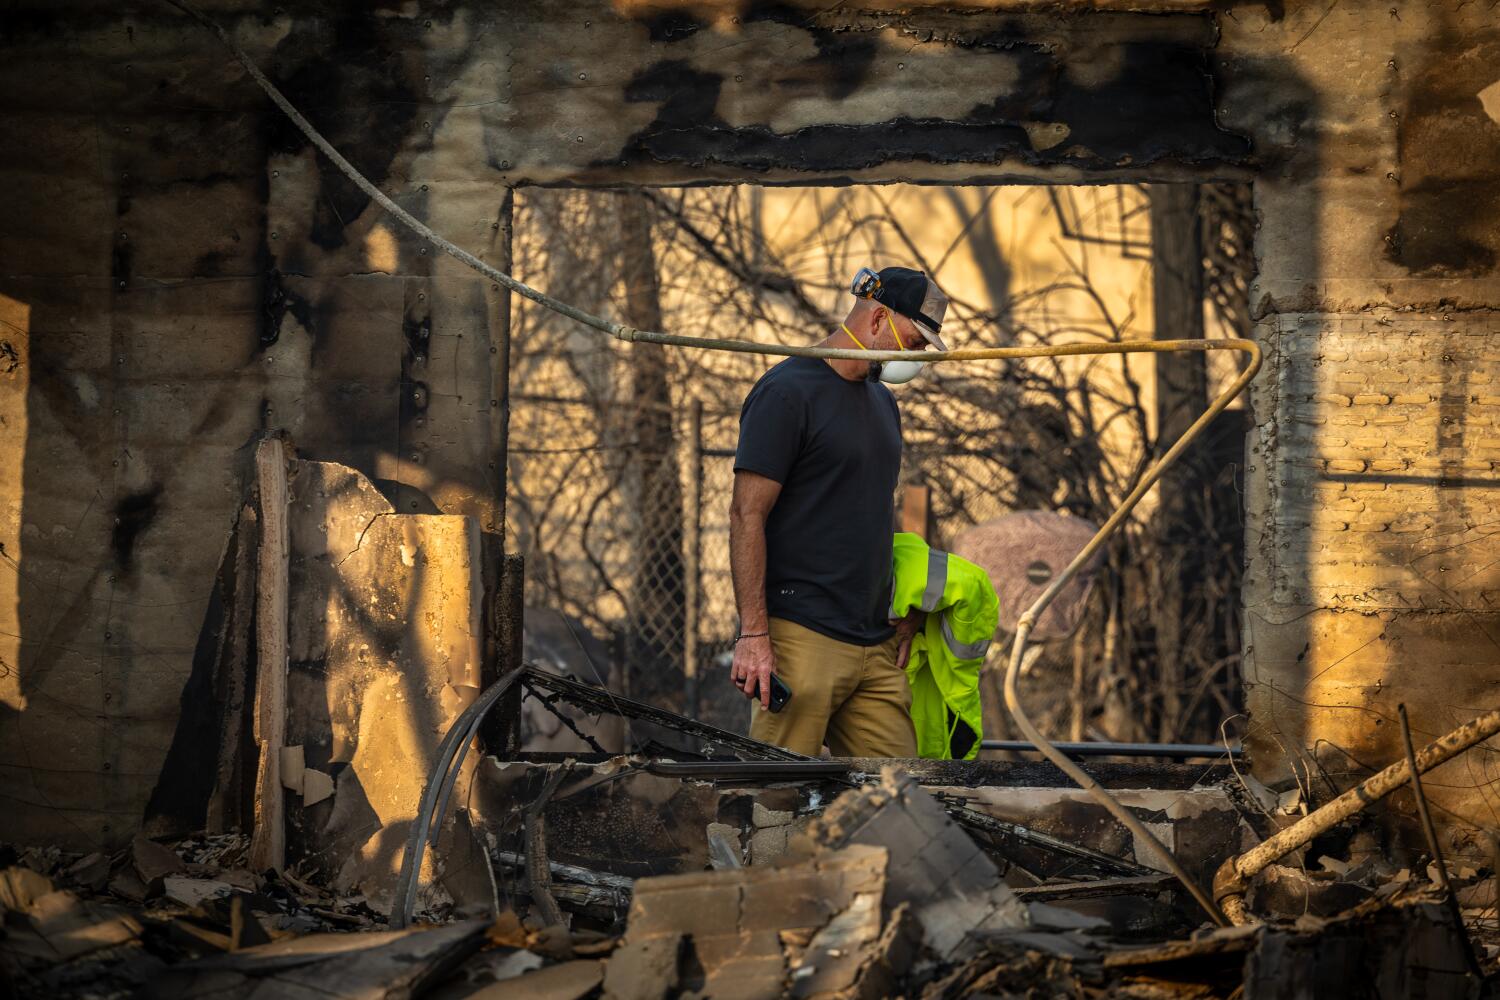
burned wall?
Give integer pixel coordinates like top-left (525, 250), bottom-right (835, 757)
top-left (3, 0), bottom-right (1500, 853)
top-left (0, 5), bottom-right (509, 848)
top-left (1219, 1), bottom-right (1500, 849)
top-left (774, 0), bottom-right (1500, 855)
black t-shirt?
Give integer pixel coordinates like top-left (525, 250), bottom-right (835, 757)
top-left (734, 357), bottom-right (902, 646)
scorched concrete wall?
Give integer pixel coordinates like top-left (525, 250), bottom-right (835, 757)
top-left (1220, 2), bottom-right (1500, 850)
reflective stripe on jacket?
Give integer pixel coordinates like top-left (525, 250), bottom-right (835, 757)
top-left (890, 531), bottom-right (999, 760)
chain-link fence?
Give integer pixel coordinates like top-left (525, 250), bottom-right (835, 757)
top-left (689, 431), bottom-right (743, 731)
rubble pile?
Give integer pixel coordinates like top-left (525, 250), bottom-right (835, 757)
top-left (4, 769), bottom-right (1496, 998)
top-left (0, 834), bottom-right (387, 998)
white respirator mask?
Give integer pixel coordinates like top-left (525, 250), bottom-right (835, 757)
top-left (876, 358), bottom-right (925, 385)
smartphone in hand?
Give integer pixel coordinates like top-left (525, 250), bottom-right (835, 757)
top-left (768, 673), bottom-right (793, 714)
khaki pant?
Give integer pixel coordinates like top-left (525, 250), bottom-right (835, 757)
top-left (749, 617), bottom-right (917, 758)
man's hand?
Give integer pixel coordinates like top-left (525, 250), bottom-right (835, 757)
top-left (731, 634), bottom-right (777, 710)
top-left (893, 610), bottom-right (924, 670)
top-left (729, 471), bottom-right (782, 712)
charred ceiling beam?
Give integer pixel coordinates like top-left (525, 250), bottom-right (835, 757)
top-left (599, 9), bottom-right (1249, 179)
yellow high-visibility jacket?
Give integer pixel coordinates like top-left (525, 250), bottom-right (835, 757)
top-left (890, 532), bottom-right (998, 760)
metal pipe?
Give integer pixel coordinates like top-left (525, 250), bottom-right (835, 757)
top-left (646, 759), bottom-right (852, 778)
top-left (390, 671), bottom-right (522, 928)
top-left (1003, 336), bottom-right (1261, 929)
top-left (683, 399), bottom-right (703, 716)
top-left (490, 188), bottom-right (515, 539)
top-left (1398, 704), bottom-right (1482, 978)
top-left (981, 740), bottom-right (1242, 760)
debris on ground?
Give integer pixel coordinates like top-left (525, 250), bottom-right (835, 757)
top-left (800, 769), bottom-right (1033, 961)
top-left (605, 844), bottom-right (892, 999)
top-left (11, 658), bottom-right (1500, 999)
top-left (6, 759), bottom-right (1500, 998)
top-left (0, 833), bottom-right (386, 998)
top-left (140, 920), bottom-right (491, 1000)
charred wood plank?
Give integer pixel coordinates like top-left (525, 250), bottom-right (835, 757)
top-left (207, 503), bottom-right (258, 834)
top-left (937, 797), bottom-right (1155, 879)
top-left (249, 437), bottom-right (289, 873)
top-left (522, 763), bottom-right (570, 928)
top-left (1014, 874), bottom-right (1176, 902)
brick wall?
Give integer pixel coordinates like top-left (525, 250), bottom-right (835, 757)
top-left (1264, 314), bottom-right (1500, 609)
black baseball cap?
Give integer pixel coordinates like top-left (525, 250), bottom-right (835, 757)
top-left (855, 266), bottom-right (950, 351)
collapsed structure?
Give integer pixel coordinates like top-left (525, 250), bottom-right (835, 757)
top-left (5, 0), bottom-right (1500, 995)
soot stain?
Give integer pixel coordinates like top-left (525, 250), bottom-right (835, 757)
top-left (741, 2), bottom-right (818, 31)
top-left (258, 268), bottom-right (315, 351)
top-left (624, 60), bottom-right (724, 127)
top-left (610, 29), bottom-right (1248, 172)
top-left (641, 10), bottom-right (707, 42)
top-left (742, 3), bottom-right (879, 99)
top-left (266, 12), bottom-right (423, 251)
top-left (111, 239), bottom-right (133, 291)
top-left (1384, 35), bottom-right (1500, 278)
top-left (399, 307), bottom-right (431, 430)
top-left (1384, 195), bottom-right (1500, 278)
top-left (402, 308), bottom-right (432, 359)
top-left (194, 250), bottom-right (230, 278)
top-left (112, 485), bottom-right (164, 573)
top-left (813, 36), bottom-right (880, 102)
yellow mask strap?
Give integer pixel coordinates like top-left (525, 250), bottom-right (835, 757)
top-left (887, 313), bottom-right (909, 352)
top-left (843, 315), bottom-right (908, 352)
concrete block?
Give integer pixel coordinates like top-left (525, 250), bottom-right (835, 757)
top-left (620, 845), bottom-right (888, 1000)
top-left (752, 801), bottom-right (794, 828)
top-left (706, 822), bottom-right (745, 869)
top-left (749, 824), bottom-right (790, 867)
top-left (621, 877), bottom-right (743, 939)
top-left (786, 889), bottom-right (886, 998)
top-left (805, 770), bottom-right (1026, 960)
top-left (603, 933), bottom-right (683, 1000)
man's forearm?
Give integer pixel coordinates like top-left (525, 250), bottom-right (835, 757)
top-left (729, 512), bottom-right (770, 633)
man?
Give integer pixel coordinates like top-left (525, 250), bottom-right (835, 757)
top-left (729, 266), bottom-right (950, 757)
